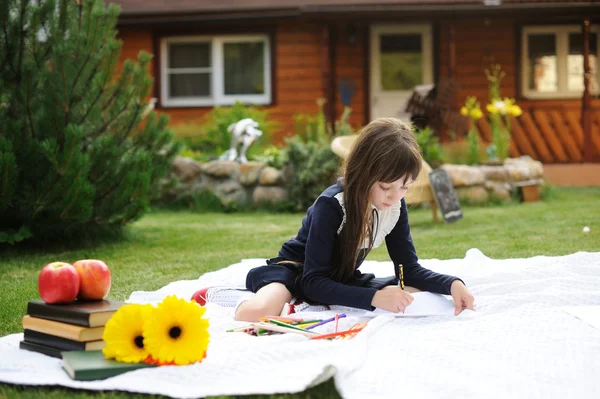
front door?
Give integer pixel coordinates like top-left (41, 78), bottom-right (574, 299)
top-left (370, 24), bottom-right (433, 121)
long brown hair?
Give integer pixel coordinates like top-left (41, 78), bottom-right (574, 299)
top-left (330, 118), bottom-right (422, 283)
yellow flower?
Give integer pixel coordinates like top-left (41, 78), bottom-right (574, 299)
top-left (143, 295), bottom-right (210, 365)
top-left (460, 106), bottom-right (469, 116)
top-left (510, 105), bottom-right (522, 117)
top-left (103, 304), bottom-right (154, 363)
top-left (486, 103), bottom-right (498, 114)
top-left (470, 108), bottom-right (483, 120)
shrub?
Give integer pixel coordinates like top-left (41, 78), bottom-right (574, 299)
top-left (414, 126), bottom-right (444, 168)
top-left (0, 0), bottom-right (179, 244)
top-left (279, 99), bottom-right (343, 212)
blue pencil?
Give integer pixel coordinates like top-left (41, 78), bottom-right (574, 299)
top-left (304, 314), bottom-right (346, 330)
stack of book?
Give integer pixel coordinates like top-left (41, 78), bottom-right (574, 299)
top-left (20, 299), bottom-right (123, 359)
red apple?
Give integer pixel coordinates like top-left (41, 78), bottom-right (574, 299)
top-left (38, 262), bottom-right (80, 304)
top-left (72, 259), bottom-right (111, 300)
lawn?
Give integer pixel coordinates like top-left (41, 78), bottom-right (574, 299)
top-left (1, 187), bottom-right (599, 398)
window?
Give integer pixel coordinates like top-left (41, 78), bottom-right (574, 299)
top-left (160, 35), bottom-right (271, 107)
top-left (522, 26), bottom-right (598, 98)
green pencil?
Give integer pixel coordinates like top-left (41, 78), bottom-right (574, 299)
top-left (292, 319), bottom-right (322, 325)
top-left (267, 318), bottom-right (319, 334)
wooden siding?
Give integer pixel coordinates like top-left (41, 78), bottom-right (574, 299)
top-left (333, 24), bottom-right (367, 130)
top-left (118, 23), bottom-right (352, 143)
top-left (117, 27), bottom-right (154, 74)
top-left (439, 18), bottom-right (517, 104)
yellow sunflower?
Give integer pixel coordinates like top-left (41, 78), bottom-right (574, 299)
top-left (102, 303), bottom-right (154, 363)
top-left (143, 295), bottom-right (210, 365)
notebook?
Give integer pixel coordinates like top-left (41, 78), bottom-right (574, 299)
top-left (363, 292), bottom-right (456, 317)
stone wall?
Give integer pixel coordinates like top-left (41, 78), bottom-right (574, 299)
top-left (163, 157), bottom-right (288, 208)
top-left (441, 157), bottom-right (545, 204)
top-left (162, 156), bottom-right (544, 209)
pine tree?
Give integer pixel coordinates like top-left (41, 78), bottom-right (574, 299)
top-left (0, 0), bottom-right (178, 244)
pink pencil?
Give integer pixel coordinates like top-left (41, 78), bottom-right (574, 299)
top-left (334, 314), bottom-right (339, 333)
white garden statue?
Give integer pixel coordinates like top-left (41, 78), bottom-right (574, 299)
top-left (219, 118), bottom-right (263, 163)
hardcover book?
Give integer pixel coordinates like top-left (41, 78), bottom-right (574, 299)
top-left (26, 299), bottom-right (123, 327)
top-left (22, 315), bottom-right (104, 342)
top-left (61, 350), bottom-right (156, 381)
top-left (24, 329), bottom-right (105, 351)
top-left (19, 340), bottom-right (63, 359)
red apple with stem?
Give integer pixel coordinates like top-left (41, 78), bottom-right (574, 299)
top-left (72, 259), bottom-right (111, 300)
top-left (38, 262), bottom-right (80, 304)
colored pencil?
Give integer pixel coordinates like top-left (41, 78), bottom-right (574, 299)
top-left (250, 322), bottom-right (317, 337)
top-left (310, 326), bottom-right (365, 340)
top-left (304, 314), bottom-right (347, 330)
top-left (267, 318), bottom-right (321, 334)
top-left (334, 314), bottom-right (339, 333)
top-left (338, 322), bottom-right (367, 340)
top-left (292, 319), bottom-right (322, 325)
top-left (260, 315), bottom-right (303, 323)
top-left (226, 324), bottom-right (254, 332)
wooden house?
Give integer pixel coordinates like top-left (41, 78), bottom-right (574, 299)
top-left (113, 0), bottom-right (600, 165)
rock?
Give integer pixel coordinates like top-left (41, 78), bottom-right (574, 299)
top-left (441, 164), bottom-right (485, 187)
top-left (479, 165), bottom-right (509, 182)
top-left (201, 160), bottom-right (239, 178)
top-left (504, 157), bottom-right (544, 181)
top-left (239, 162), bottom-right (265, 186)
top-left (213, 181), bottom-right (248, 206)
top-left (253, 186), bottom-right (288, 206)
top-left (259, 167), bottom-right (283, 186)
top-left (456, 186), bottom-right (489, 205)
top-left (172, 156), bottom-right (203, 183)
top-left (486, 181), bottom-right (512, 202)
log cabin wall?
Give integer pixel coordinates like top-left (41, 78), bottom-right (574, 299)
top-left (118, 22), bottom-right (368, 144)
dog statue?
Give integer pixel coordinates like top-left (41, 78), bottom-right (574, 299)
top-left (219, 118), bottom-right (263, 163)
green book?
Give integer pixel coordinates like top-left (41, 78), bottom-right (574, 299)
top-left (61, 350), bottom-right (156, 381)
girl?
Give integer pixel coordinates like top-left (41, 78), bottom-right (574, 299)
top-left (193, 118), bottom-right (474, 321)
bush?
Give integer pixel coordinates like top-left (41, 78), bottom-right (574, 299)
top-left (279, 100), bottom-right (343, 212)
top-left (281, 136), bottom-right (341, 212)
top-left (414, 126), bottom-right (444, 168)
top-left (0, 0), bottom-right (179, 244)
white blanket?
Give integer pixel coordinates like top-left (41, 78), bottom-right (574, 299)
top-left (1, 248), bottom-right (600, 399)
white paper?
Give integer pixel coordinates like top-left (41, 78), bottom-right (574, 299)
top-left (363, 291), bottom-right (456, 317)
top-left (561, 306), bottom-right (600, 330)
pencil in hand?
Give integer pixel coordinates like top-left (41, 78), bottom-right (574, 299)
top-left (398, 263), bottom-right (405, 290)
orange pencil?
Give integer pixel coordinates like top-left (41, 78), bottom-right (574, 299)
top-left (339, 322), bottom-right (368, 340)
top-left (310, 326), bottom-right (365, 340)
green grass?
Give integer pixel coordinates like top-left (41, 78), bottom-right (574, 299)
top-left (1, 187), bottom-right (599, 398)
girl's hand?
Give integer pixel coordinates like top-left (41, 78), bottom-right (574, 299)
top-left (450, 280), bottom-right (475, 315)
top-left (371, 286), bottom-right (414, 313)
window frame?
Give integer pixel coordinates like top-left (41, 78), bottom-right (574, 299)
top-left (521, 25), bottom-right (599, 99)
top-left (160, 34), bottom-right (272, 107)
